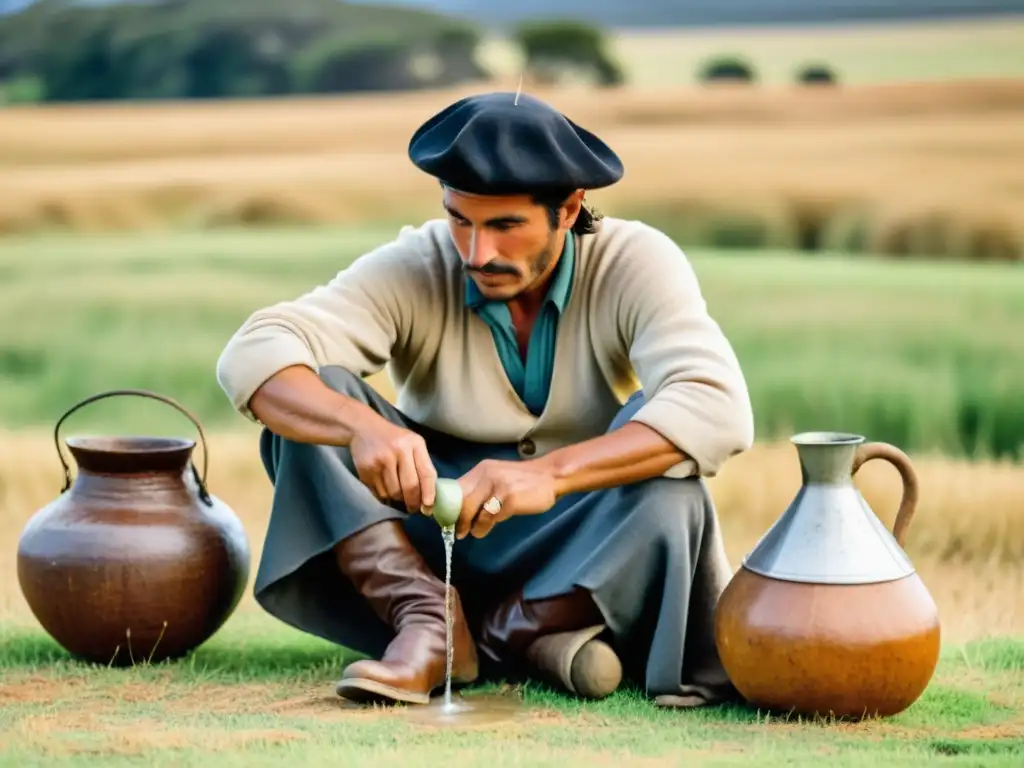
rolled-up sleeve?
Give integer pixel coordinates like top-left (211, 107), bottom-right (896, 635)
top-left (215, 231), bottom-right (421, 421)
top-left (612, 225), bottom-right (754, 477)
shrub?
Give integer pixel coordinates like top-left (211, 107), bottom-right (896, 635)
top-left (698, 55), bottom-right (756, 84)
top-left (797, 62), bottom-right (838, 86)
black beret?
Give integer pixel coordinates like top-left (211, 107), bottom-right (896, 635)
top-left (407, 91), bottom-right (624, 195)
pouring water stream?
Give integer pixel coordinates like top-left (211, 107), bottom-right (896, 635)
top-left (430, 479), bottom-right (469, 715)
top-left (401, 479), bottom-right (524, 727)
top-left (441, 524), bottom-right (456, 711)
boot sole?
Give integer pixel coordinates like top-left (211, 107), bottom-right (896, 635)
top-left (335, 670), bottom-right (479, 707)
top-left (336, 677), bottom-right (431, 706)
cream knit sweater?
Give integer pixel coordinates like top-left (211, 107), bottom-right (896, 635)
top-left (216, 217), bottom-right (754, 478)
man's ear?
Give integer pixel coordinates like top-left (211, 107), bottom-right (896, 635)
top-left (561, 189), bottom-right (586, 228)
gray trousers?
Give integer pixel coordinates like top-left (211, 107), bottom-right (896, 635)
top-left (254, 365), bottom-right (737, 705)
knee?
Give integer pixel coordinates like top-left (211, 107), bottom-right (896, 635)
top-left (318, 365), bottom-right (373, 401)
top-left (259, 422), bottom-right (359, 486)
top-left (619, 477), bottom-right (712, 543)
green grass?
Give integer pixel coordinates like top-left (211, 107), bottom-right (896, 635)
top-left (1, 225), bottom-right (1022, 459)
top-left (1, 613), bottom-right (1022, 766)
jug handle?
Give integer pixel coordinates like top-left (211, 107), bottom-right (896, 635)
top-left (851, 441), bottom-right (919, 548)
top-left (53, 388), bottom-right (212, 506)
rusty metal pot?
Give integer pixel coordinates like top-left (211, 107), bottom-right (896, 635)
top-left (17, 389), bottom-right (251, 666)
top-left (714, 432), bottom-right (941, 719)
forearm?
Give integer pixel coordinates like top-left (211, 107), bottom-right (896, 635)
top-left (536, 422), bottom-right (687, 497)
top-left (248, 365), bottom-right (380, 446)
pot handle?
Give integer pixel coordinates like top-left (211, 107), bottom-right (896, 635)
top-left (53, 388), bottom-right (211, 506)
top-left (851, 441), bottom-right (919, 548)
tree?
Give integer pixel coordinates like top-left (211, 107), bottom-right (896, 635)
top-left (292, 34), bottom-right (420, 94)
top-left (292, 23), bottom-right (488, 95)
top-left (432, 25), bottom-right (489, 86)
top-left (513, 20), bottom-right (624, 87)
top-left (0, 0), bottom-right (489, 102)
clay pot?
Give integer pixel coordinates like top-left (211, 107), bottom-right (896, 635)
top-left (714, 432), bottom-right (941, 719)
top-left (17, 389), bottom-right (251, 666)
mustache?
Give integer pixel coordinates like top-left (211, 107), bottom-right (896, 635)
top-left (463, 261), bottom-right (521, 277)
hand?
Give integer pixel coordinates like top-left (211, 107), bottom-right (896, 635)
top-left (349, 413), bottom-right (437, 513)
top-left (456, 459), bottom-right (557, 540)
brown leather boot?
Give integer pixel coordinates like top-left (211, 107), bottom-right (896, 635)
top-left (478, 587), bottom-right (622, 699)
top-left (332, 520), bottom-right (479, 705)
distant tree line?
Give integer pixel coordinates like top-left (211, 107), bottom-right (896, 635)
top-left (699, 54), bottom-right (839, 86)
top-left (0, 0), bottom-right (626, 103)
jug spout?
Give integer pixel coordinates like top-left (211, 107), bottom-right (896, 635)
top-left (740, 431), bottom-right (917, 585)
top-left (791, 431), bottom-right (864, 485)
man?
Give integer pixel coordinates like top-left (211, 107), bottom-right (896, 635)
top-left (215, 91), bottom-right (754, 709)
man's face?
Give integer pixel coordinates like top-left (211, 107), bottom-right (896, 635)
top-left (442, 186), bottom-right (583, 301)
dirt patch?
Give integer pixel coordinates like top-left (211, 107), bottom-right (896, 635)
top-left (7, 712), bottom-right (305, 757)
top-left (0, 674), bottom-right (173, 708)
top-left (0, 675), bottom-right (78, 705)
top-left (3, 697), bottom-right (307, 757)
top-left (957, 720), bottom-right (1024, 740)
top-left (160, 682), bottom-right (292, 715)
top-left (0, 683), bottom-right (409, 757)
top-left (266, 690), bottom-right (406, 720)
top-left (0, 672), bottom-right (567, 730)
top-left (266, 692), bottom-right (346, 716)
top-left (750, 710), bottom-right (1024, 744)
top-left (743, 716), bottom-right (927, 741)
top-left (518, 706), bottom-right (570, 723)
top-left (5, 707), bottom-right (116, 738)
top-left (0, 671), bottom-right (209, 703)
top-left (98, 726), bottom-right (302, 756)
top-left (988, 692), bottom-right (1023, 709)
top-left (941, 665), bottom-right (1024, 709)
top-left (0, 673), bottom-right (290, 714)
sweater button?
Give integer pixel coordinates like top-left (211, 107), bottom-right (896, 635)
top-left (519, 438), bottom-right (536, 457)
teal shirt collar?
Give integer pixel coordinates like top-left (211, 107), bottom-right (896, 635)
top-left (465, 233), bottom-right (575, 313)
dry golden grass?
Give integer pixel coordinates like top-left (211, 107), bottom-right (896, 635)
top-left (1, 78), bottom-right (1022, 257)
top-left (3, 420), bottom-right (1022, 644)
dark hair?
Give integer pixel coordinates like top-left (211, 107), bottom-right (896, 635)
top-left (439, 182), bottom-right (604, 235)
top-left (531, 188), bottom-right (604, 236)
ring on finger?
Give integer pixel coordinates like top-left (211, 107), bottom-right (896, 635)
top-left (482, 496), bottom-right (502, 515)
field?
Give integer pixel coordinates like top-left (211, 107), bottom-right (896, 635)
top-left (1, 16), bottom-right (1023, 766)
top-left (2, 24), bottom-right (1024, 261)
top-left (1, 228), bottom-right (1021, 458)
top-left (488, 17), bottom-right (1024, 86)
top-left (613, 17), bottom-right (1024, 86)
top-left (1, 226), bottom-right (1023, 763)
